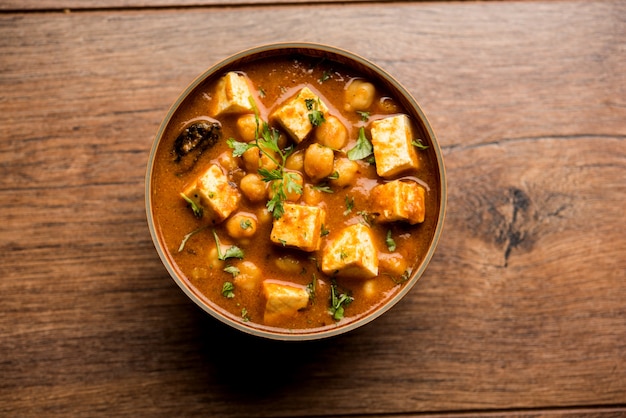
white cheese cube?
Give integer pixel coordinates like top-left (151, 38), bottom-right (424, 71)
top-left (370, 180), bottom-right (425, 224)
top-left (270, 203), bottom-right (326, 252)
top-left (270, 87), bottom-right (329, 143)
top-left (182, 164), bottom-right (241, 224)
top-left (370, 114), bottom-right (419, 178)
top-left (211, 72), bottom-right (255, 117)
top-left (262, 280), bottom-right (310, 325)
top-left (321, 223), bottom-right (379, 279)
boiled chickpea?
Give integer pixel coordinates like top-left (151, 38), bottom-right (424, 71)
top-left (226, 212), bottom-right (258, 239)
top-left (208, 247), bottom-right (225, 270)
top-left (285, 150), bottom-right (305, 171)
top-left (303, 183), bottom-right (323, 206)
top-left (256, 207), bottom-right (273, 225)
top-left (274, 255), bottom-right (302, 275)
top-left (304, 143), bottom-right (334, 182)
top-left (269, 172), bottom-right (303, 202)
top-left (240, 173), bottom-right (267, 202)
top-left (379, 252), bottom-right (408, 276)
top-left (234, 261), bottom-right (261, 291)
top-left (330, 157), bottom-right (359, 188)
top-left (378, 96), bottom-right (400, 113)
top-left (314, 115), bottom-right (348, 149)
top-left (237, 114), bottom-right (258, 142)
top-left (242, 147), bottom-right (278, 172)
top-left (344, 79), bottom-right (376, 112)
top-left (217, 151), bottom-right (239, 172)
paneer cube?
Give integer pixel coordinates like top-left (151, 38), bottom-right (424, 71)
top-left (181, 164), bottom-right (241, 224)
top-left (262, 280), bottom-right (310, 325)
top-left (270, 87), bottom-right (329, 143)
top-left (370, 180), bottom-right (425, 224)
top-left (370, 114), bottom-right (419, 178)
top-left (270, 203), bottom-right (326, 252)
top-left (211, 72), bottom-right (255, 117)
top-left (321, 223), bottom-right (379, 279)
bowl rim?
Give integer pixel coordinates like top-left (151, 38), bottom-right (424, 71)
top-left (145, 41), bottom-right (447, 341)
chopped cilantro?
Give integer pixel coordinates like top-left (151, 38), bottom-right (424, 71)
top-left (385, 230), bottom-right (397, 251)
top-left (212, 229), bottom-right (244, 261)
top-left (347, 127), bottom-right (373, 161)
top-left (180, 193), bottom-right (203, 218)
top-left (221, 281), bottom-right (235, 298)
top-left (329, 283), bottom-right (353, 321)
top-left (412, 138), bottom-right (429, 150)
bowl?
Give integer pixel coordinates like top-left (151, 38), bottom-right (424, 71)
top-left (146, 42), bottom-right (446, 341)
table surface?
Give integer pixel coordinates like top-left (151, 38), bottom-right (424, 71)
top-left (1, 0), bottom-right (625, 417)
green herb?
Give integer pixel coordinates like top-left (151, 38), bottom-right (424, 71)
top-left (347, 127), bottom-right (373, 161)
top-left (241, 308), bottom-right (250, 322)
top-left (319, 71), bottom-right (331, 83)
top-left (240, 219), bottom-right (252, 230)
top-left (329, 283), bottom-right (353, 321)
top-left (320, 224), bottom-right (330, 237)
top-left (228, 97), bottom-right (299, 219)
top-left (180, 193), bottom-right (203, 218)
top-left (221, 281), bottom-right (235, 298)
top-left (212, 229), bottom-right (244, 261)
top-left (306, 274), bottom-right (317, 302)
top-left (223, 265), bottom-right (240, 277)
top-left (357, 111), bottom-right (370, 121)
top-left (343, 195), bottom-right (354, 215)
top-left (357, 210), bottom-right (373, 226)
top-left (385, 230), bottom-right (397, 251)
top-left (328, 171), bottom-right (339, 180)
top-left (412, 138), bottom-right (429, 150)
top-left (305, 98), bottom-right (325, 127)
top-left (178, 225), bottom-right (209, 252)
top-left (258, 87), bottom-right (266, 98)
top-left (312, 183), bottom-right (333, 193)
top-left (339, 247), bottom-right (349, 260)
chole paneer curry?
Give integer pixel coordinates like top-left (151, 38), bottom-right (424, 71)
top-left (150, 52), bottom-right (440, 334)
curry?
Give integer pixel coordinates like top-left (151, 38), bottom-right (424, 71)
top-left (149, 52), bottom-right (440, 334)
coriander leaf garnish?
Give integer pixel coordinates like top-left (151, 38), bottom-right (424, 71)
top-left (343, 195), bottom-right (354, 216)
top-left (224, 265), bottom-right (240, 277)
top-left (319, 71), bottom-right (331, 83)
top-left (227, 96), bottom-right (300, 219)
top-left (306, 274), bottom-right (317, 302)
top-left (329, 283), bottom-right (353, 321)
top-left (180, 193), bottom-right (203, 218)
top-left (385, 230), bottom-right (397, 251)
top-left (412, 138), bottom-right (429, 150)
top-left (241, 307), bottom-right (250, 322)
top-left (212, 229), bottom-right (244, 261)
top-left (305, 98), bottom-right (325, 127)
top-left (178, 225), bottom-right (209, 252)
top-left (347, 127), bottom-right (373, 161)
top-left (357, 110), bottom-right (370, 121)
top-left (221, 281), bottom-right (235, 298)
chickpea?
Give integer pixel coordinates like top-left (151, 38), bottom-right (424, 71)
top-left (314, 115), bottom-right (348, 149)
top-left (242, 147), bottom-right (278, 172)
top-left (256, 207), bottom-right (273, 225)
top-left (237, 114), bottom-right (258, 142)
top-left (240, 173), bottom-right (267, 202)
top-left (234, 261), bottom-right (261, 291)
top-left (217, 151), bottom-right (239, 172)
top-left (285, 150), bottom-right (305, 171)
top-left (379, 252), bottom-right (408, 276)
top-left (225, 212), bottom-right (258, 239)
top-left (330, 157), bottom-right (359, 188)
top-left (344, 79), bottom-right (376, 112)
top-left (275, 255), bottom-right (302, 275)
top-left (304, 143), bottom-right (334, 182)
top-left (378, 96), bottom-right (400, 113)
top-left (208, 247), bottom-right (225, 270)
top-left (303, 183), bottom-right (323, 206)
top-left (269, 172), bottom-right (303, 202)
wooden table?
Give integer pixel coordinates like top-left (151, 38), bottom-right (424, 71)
top-left (1, 0), bottom-right (625, 416)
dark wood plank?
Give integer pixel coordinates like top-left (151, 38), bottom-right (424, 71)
top-left (1, 1), bottom-right (625, 417)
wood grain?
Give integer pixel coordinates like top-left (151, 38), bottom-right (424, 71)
top-left (1, 1), bottom-right (625, 417)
